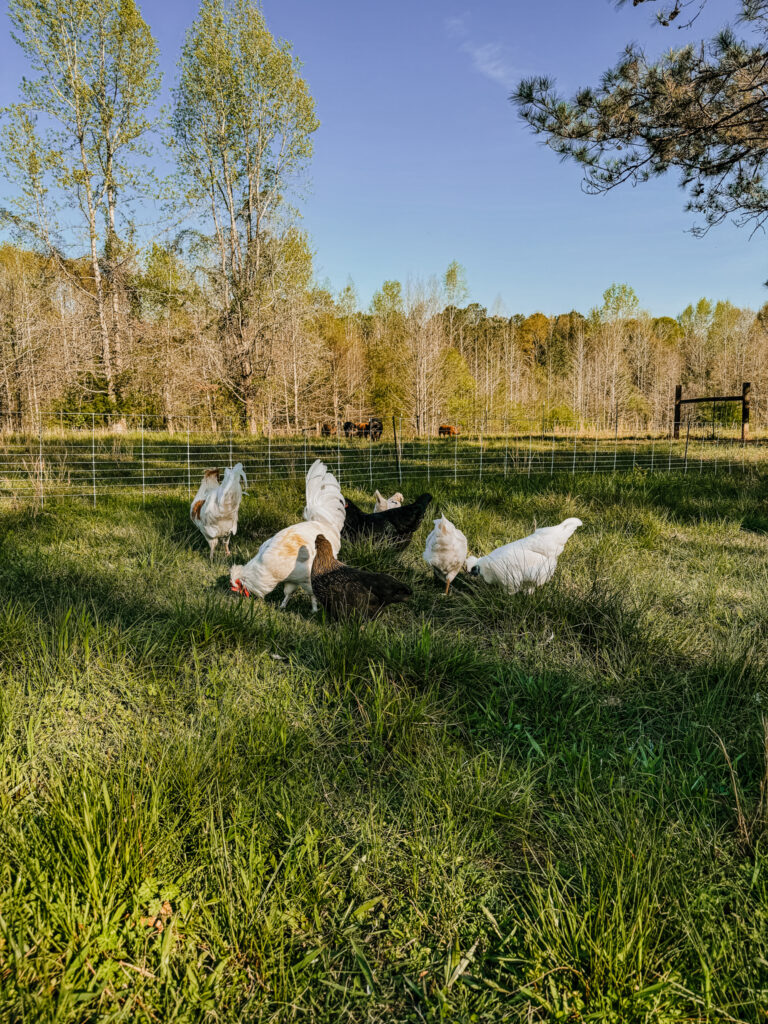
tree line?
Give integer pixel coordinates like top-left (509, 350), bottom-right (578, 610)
top-left (3, 240), bottom-right (766, 434)
top-left (2, 0), bottom-right (767, 435)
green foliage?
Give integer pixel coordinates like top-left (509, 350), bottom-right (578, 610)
top-left (50, 373), bottom-right (165, 418)
top-left (439, 348), bottom-right (476, 424)
top-left (4, 0), bottom-right (162, 236)
top-left (519, 312), bottom-right (551, 367)
top-left (370, 279), bottom-right (404, 321)
top-left (443, 259), bottom-right (469, 307)
top-left (139, 243), bottom-right (195, 318)
top-left (543, 403), bottom-right (579, 429)
top-left (601, 283), bottom-right (640, 323)
top-left (513, 2), bottom-right (768, 236)
top-left (172, 0), bottom-right (319, 427)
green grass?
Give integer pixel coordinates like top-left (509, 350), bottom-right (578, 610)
top-left (2, 469), bottom-right (768, 1022)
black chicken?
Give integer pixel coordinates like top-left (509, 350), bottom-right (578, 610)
top-left (311, 534), bottom-right (412, 619)
top-left (342, 492), bottom-right (433, 549)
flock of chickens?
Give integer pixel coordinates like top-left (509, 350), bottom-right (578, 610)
top-left (190, 459), bottom-right (583, 620)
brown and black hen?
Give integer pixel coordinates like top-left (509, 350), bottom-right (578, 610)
top-left (341, 492), bottom-right (432, 549)
top-left (311, 534), bottom-right (412, 619)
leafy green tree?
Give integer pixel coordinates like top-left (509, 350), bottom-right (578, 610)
top-left (519, 313), bottom-right (551, 368)
top-left (366, 280), bottom-right (408, 422)
top-left (172, 0), bottom-right (319, 430)
top-left (3, 0), bottom-right (162, 402)
top-left (370, 280), bottom-right (404, 324)
top-left (550, 311), bottom-right (586, 376)
top-left (601, 283), bottom-right (640, 324)
top-left (443, 260), bottom-right (469, 348)
top-left (513, 1), bottom-right (768, 239)
top-left (439, 348), bottom-right (475, 427)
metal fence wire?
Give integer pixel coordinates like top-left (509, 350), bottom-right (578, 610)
top-left (0, 414), bottom-right (762, 506)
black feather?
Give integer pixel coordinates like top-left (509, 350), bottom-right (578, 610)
top-left (342, 493), bottom-right (433, 550)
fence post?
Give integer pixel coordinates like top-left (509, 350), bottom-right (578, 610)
top-left (392, 416), bottom-right (399, 484)
top-left (673, 384), bottom-right (682, 439)
top-left (141, 414), bottom-right (145, 504)
top-left (38, 415), bottom-right (44, 508)
top-left (187, 416), bottom-right (191, 498)
top-left (550, 428), bottom-right (555, 476)
top-left (684, 421), bottom-right (690, 474)
top-left (399, 415), bottom-right (403, 487)
top-left (91, 411), bottom-right (96, 507)
top-left (742, 381), bottom-right (751, 442)
top-left (401, 419), bottom-right (405, 486)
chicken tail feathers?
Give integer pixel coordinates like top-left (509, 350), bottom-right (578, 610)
top-left (215, 462), bottom-right (246, 515)
top-left (304, 460), bottom-right (345, 536)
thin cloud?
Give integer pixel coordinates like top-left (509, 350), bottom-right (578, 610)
top-left (444, 14), bottom-right (468, 38)
top-left (463, 41), bottom-right (518, 89)
top-left (445, 14), bottom-right (519, 91)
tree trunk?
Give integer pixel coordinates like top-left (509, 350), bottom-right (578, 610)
top-left (106, 153), bottom-right (122, 379)
top-left (79, 140), bottom-right (115, 402)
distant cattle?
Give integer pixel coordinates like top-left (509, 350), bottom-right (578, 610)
top-left (321, 422), bottom-right (337, 437)
top-left (438, 424), bottom-right (459, 437)
top-left (343, 418), bottom-right (384, 440)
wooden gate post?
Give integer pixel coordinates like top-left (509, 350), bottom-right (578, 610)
top-left (673, 384), bottom-right (682, 439)
top-left (742, 382), bottom-right (751, 443)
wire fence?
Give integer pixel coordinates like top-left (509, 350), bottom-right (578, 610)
top-left (0, 413), bottom-right (764, 506)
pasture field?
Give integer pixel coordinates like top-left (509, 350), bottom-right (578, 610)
top-left (1, 468), bottom-right (768, 1022)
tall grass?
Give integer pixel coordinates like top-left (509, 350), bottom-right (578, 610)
top-left (1, 469), bottom-right (768, 1021)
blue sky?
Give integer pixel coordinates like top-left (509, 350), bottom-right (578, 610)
top-left (1, 0), bottom-right (764, 315)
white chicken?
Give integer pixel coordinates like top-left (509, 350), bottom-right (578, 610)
top-left (465, 517), bottom-right (583, 594)
top-left (190, 463), bottom-right (247, 559)
top-left (422, 515), bottom-right (469, 594)
top-left (229, 460), bottom-right (345, 611)
top-left (373, 489), bottom-right (404, 512)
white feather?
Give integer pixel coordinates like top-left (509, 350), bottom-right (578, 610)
top-left (423, 515), bottom-right (468, 586)
top-left (231, 460), bottom-right (345, 610)
top-left (467, 517), bottom-right (582, 594)
top-left (190, 463), bottom-right (247, 556)
top-left (303, 459), bottom-right (346, 540)
top-left (373, 490), bottom-right (404, 512)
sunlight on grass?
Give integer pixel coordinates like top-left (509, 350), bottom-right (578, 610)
top-left (1, 469), bottom-right (768, 1021)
